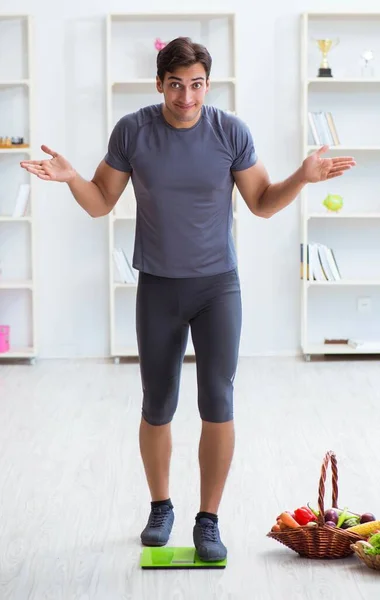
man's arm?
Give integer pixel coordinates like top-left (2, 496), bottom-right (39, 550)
top-left (232, 160), bottom-right (306, 219)
top-left (233, 145), bottom-right (356, 219)
top-left (74, 160), bottom-right (130, 218)
top-left (20, 145), bottom-right (130, 218)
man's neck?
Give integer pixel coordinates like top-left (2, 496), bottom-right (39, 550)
top-left (162, 104), bottom-right (202, 129)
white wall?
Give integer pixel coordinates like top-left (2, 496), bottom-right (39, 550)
top-left (1, 0), bottom-right (379, 358)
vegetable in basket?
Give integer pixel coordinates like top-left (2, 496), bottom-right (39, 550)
top-left (363, 533), bottom-right (380, 556)
top-left (347, 520), bottom-right (380, 536)
top-left (271, 503), bottom-right (377, 533)
top-left (324, 509), bottom-right (338, 524)
top-left (294, 506), bottom-right (315, 526)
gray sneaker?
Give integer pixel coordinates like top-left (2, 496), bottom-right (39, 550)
top-left (140, 505), bottom-right (174, 546)
top-left (193, 517), bottom-right (227, 562)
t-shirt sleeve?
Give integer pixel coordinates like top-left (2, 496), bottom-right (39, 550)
top-left (230, 117), bottom-right (258, 171)
top-left (104, 116), bottom-right (133, 173)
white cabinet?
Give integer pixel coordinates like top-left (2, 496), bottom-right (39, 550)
top-left (300, 12), bottom-right (380, 359)
top-left (0, 15), bottom-right (36, 363)
top-left (106, 12), bottom-right (237, 361)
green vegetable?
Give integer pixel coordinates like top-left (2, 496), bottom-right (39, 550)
top-left (341, 516), bottom-right (360, 529)
top-left (337, 507), bottom-right (349, 528)
top-left (336, 507), bottom-right (361, 529)
top-left (336, 507), bottom-right (360, 518)
top-left (364, 533), bottom-right (380, 556)
top-left (307, 503), bottom-right (320, 518)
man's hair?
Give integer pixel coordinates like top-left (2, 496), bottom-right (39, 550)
top-left (156, 37), bottom-right (212, 82)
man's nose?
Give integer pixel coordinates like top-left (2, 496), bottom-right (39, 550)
top-left (180, 88), bottom-right (192, 103)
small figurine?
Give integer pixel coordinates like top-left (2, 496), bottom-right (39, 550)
top-left (154, 38), bottom-right (167, 51)
top-left (0, 137), bottom-right (12, 147)
top-left (323, 193), bottom-right (343, 212)
top-left (0, 136), bottom-right (24, 147)
top-left (361, 49), bottom-right (374, 77)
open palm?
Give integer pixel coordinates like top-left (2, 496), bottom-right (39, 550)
top-left (302, 145), bottom-right (356, 183)
top-left (20, 145), bottom-right (76, 182)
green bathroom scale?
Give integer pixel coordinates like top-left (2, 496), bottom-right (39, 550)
top-left (140, 547), bottom-right (227, 569)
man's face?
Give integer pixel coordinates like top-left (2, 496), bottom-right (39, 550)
top-left (156, 63), bottom-right (209, 126)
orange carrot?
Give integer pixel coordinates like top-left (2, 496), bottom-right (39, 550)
top-left (279, 512), bottom-right (301, 529)
top-left (271, 523), bottom-right (281, 532)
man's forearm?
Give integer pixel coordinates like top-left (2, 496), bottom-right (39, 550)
top-left (257, 166), bottom-right (307, 218)
top-left (67, 172), bottom-right (110, 217)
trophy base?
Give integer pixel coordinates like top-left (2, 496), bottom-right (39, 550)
top-left (318, 67), bottom-right (332, 78)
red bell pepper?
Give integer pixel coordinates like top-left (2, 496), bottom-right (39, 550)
top-left (294, 506), bottom-right (315, 526)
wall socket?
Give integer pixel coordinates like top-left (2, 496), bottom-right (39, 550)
top-left (357, 297), bottom-right (371, 314)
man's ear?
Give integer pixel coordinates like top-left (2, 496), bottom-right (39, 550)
top-left (156, 76), bottom-right (163, 94)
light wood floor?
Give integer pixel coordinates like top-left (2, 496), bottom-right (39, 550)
top-left (0, 356), bottom-right (379, 599)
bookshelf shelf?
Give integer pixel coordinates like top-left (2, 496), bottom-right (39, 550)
top-left (0, 216), bottom-right (32, 222)
top-left (0, 346), bottom-right (35, 359)
top-left (304, 344), bottom-right (380, 358)
top-left (0, 147), bottom-right (31, 154)
top-left (0, 79), bottom-right (30, 87)
top-left (307, 212), bottom-right (380, 219)
top-left (110, 12), bottom-right (235, 21)
top-left (112, 77), bottom-right (236, 86)
top-left (114, 283), bottom-right (138, 289)
top-left (300, 12), bottom-right (380, 359)
top-left (307, 280), bottom-right (380, 287)
top-left (307, 78), bottom-right (380, 84)
top-left (106, 11), bottom-right (237, 362)
top-left (307, 146), bottom-right (380, 152)
top-left (111, 215), bottom-right (136, 222)
top-left (0, 280), bottom-right (33, 289)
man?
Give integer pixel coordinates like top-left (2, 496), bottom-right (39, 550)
top-left (20, 37), bottom-right (355, 562)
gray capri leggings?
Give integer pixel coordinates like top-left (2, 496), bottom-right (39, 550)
top-left (136, 268), bottom-right (242, 426)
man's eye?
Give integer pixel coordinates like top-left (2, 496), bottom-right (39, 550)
top-left (171, 82), bottom-right (181, 88)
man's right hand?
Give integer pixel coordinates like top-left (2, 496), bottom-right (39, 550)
top-left (20, 145), bottom-right (76, 183)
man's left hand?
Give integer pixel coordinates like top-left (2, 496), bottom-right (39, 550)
top-left (301, 145), bottom-right (356, 184)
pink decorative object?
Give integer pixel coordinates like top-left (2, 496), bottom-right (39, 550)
top-left (154, 38), bottom-right (167, 51)
top-left (0, 325), bottom-right (10, 353)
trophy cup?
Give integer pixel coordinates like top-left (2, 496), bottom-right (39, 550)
top-left (361, 50), bottom-right (374, 78)
top-left (315, 39), bottom-right (339, 77)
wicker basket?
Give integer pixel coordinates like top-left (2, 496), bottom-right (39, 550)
top-left (267, 451), bottom-right (364, 559)
top-left (351, 542), bottom-right (380, 571)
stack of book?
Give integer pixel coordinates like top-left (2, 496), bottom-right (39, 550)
top-left (308, 112), bottom-right (340, 146)
top-left (113, 248), bottom-right (136, 284)
top-left (300, 243), bottom-right (342, 281)
top-left (12, 183), bottom-right (30, 216)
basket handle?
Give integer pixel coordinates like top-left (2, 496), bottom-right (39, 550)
top-left (317, 451), bottom-right (338, 525)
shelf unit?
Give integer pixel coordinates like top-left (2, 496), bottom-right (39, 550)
top-left (0, 15), bottom-right (36, 364)
top-left (106, 12), bottom-right (237, 362)
top-left (300, 12), bottom-right (380, 360)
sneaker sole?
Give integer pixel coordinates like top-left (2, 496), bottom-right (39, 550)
top-left (141, 539), bottom-right (169, 547)
top-left (196, 553), bottom-right (227, 562)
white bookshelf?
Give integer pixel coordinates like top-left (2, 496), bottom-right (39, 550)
top-left (106, 12), bottom-right (237, 362)
top-left (300, 12), bottom-right (380, 360)
top-left (0, 15), bottom-right (36, 364)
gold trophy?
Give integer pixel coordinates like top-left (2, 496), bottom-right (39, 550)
top-left (315, 39), bottom-right (339, 77)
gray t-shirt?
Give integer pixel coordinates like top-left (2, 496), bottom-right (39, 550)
top-left (104, 104), bottom-right (257, 278)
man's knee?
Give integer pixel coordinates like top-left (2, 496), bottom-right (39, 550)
top-left (142, 382), bottom-right (179, 426)
top-left (198, 377), bottom-right (234, 423)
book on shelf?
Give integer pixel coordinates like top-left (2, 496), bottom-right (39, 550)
top-left (348, 339), bottom-right (380, 351)
top-left (300, 242), bottom-right (342, 281)
top-left (12, 183), bottom-right (30, 217)
top-left (113, 247), bottom-right (136, 284)
top-left (308, 112), bottom-right (340, 146)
